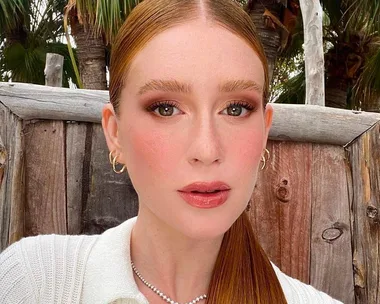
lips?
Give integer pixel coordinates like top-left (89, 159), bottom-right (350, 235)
top-left (178, 181), bottom-right (231, 209)
top-left (178, 181), bottom-right (231, 193)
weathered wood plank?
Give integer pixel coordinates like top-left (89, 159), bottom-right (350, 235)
top-left (0, 82), bottom-right (108, 123)
top-left (0, 135), bottom-right (5, 189)
top-left (0, 103), bottom-right (25, 250)
top-left (66, 122), bottom-right (88, 235)
top-left (310, 144), bottom-right (354, 303)
top-left (1, 82), bottom-right (380, 145)
top-left (299, 0), bottom-right (325, 106)
top-left (8, 120), bottom-right (25, 246)
top-left (348, 122), bottom-right (380, 304)
top-left (45, 53), bottom-right (64, 87)
top-left (248, 140), bottom-right (312, 283)
top-left (81, 124), bottom-right (139, 235)
top-left (23, 120), bottom-right (67, 236)
top-left (270, 104), bottom-right (380, 145)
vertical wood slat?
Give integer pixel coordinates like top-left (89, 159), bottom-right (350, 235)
top-left (0, 103), bottom-right (25, 250)
top-left (349, 122), bottom-right (380, 304)
top-left (66, 122), bottom-right (87, 235)
top-left (23, 120), bottom-right (67, 236)
top-left (249, 140), bottom-right (312, 283)
top-left (299, 0), bottom-right (325, 106)
top-left (0, 135), bottom-right (5, 186)
top-left (81, 124), bottom-right (139, 235)
top-left (310, 144), bottom-right (354, 303)
top-left (45, 53), bottom-right (64, 88)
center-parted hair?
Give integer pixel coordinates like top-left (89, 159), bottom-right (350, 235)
top-left (109, 0), bottom-right (287, 303)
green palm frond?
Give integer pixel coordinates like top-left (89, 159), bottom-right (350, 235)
top-left (343, 0), bottom-right (380, 36)
top-left (32, 0), bottom-right (66, 41)
top-left (0, 38), bottom-right (79, 87)
top-left (65, 0), bottom-right (141, 43)
top-left (274, 0), bottom-right (380, 110)
top-left (272, 69), bottom-right (306, 104)
top-left (0, 0), bottom-right (29, 31)
top-left (1, 42), bottom-right (45, 84)
top-left (0, 0), bottom-right (80, 86)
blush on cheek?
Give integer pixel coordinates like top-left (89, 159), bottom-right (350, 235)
top-left (126, 125), bottom-right (180, 182)
top-left (233, 129), bottom-right (264, 173)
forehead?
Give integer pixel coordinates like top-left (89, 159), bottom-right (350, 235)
top-left (126, 19), bottom-right (265, 91)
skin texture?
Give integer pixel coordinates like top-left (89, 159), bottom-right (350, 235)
top-left (102, 18), bottom-right (273, 304)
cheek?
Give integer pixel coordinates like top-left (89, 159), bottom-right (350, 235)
top-left (122, 124), bottom-right (181, 182)
top-left (229, 128), bottom-right (264, 173)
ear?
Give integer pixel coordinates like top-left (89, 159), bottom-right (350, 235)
top-left (263, 103), bottom-right (273, 149)
top-left (101, 103), bottom-right (126, 164)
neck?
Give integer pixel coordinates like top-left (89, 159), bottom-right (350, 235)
top-left (130, 208), bottom-right (223, 303)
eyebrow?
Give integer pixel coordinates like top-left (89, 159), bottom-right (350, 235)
top-left (137, 79), bottom-right (263, 95)
top-left (138, 79), bottom-right (191, 95)
top-left (219, 79), bottom-right (263, 93)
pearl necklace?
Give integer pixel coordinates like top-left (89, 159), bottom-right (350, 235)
top-left (131, 262), bottom-right (207, 304)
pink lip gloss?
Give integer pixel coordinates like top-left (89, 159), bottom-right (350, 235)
top-left (178, 190), bottom-right (230, 209)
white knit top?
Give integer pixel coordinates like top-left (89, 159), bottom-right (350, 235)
top-left (0, 216), bottom-right (343, 304)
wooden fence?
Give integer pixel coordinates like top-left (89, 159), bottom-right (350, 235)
top-left (1, 82), bottom-right (380, 304)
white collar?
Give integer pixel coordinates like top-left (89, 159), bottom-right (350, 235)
top-left (79, 216), bottom-right (304, 304)
top-left (81, 216), bottom-right (149, 304)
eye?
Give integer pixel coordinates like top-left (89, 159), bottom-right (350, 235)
top-left (221, 101), bottom-right (257, 117)
top-left (146, 101), bottom-right (182, 117)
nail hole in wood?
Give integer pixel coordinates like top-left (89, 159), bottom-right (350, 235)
top-left (322, 227), bottom-right (343, 242)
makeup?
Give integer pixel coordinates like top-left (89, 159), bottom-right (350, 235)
top-left (178, 190), bottom-right (230, 208)
top-left (178, 181), bottom-right (231, 209)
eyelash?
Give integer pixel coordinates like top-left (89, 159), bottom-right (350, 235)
top-left (146, 100), bottom-right (257, 117)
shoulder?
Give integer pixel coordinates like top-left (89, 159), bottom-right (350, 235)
top-left (271, 263), bottom-right (344, 304)
top-left (0, 233), bottom-right (99, 304)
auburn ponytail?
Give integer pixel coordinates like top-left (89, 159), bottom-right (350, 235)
top-left (110, 0), bottom-right (287, 302)
top-left (207, 211), bottom-right (287, 303)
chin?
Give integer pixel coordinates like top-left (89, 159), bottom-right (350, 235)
top-left (170, 207), bottom-right (243, 241)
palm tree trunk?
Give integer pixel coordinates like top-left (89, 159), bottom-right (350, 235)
top-left (246, 1), bottom-right (282, 82)
top-left (72, 22), bottom-right (107, 90)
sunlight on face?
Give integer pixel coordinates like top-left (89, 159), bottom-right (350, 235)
top-left (116, 19), bottom-right (271, 240)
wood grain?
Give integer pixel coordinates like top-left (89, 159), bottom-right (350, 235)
top-left (66, 122), bottom-right (87, 234)
top-left (45, 53), bottom-right (64, 87)
top-left (0, 135), bottom-right (5, 189)
top-left (0, 82), bottom-right (108, 123)
top-left (248, 140), bottom-right (312, 283)
top-left (1, 82), bottom-right (380, 145)
top-left (81, 124), bottom-right (139, 235)
top-left (310, 144), bottom-right (354, 303)
top-left (0, 103), bottom-right (25, 250)
top-left (299, 0), bottom-right (325, 106)
top-left (348, 122), bottom-right (380, 304)
top-left (23, 120), bottom-right (67, 236)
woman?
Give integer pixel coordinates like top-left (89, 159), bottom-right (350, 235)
top-left (0, 0), bottom-right (343, 303)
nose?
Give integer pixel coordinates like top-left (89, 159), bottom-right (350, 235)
top-left (187, 116), bottom-right (223, 166)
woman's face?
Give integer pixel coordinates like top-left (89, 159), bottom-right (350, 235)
top-left (103, 19), bottom-right (273, 240)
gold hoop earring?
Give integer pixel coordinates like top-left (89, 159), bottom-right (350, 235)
top-left (109, 150), bottom-right (126, 174)
top-left (260, 148), bottom-right (270, 170)
top-left (109, 150), bottom-right (114, 164)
